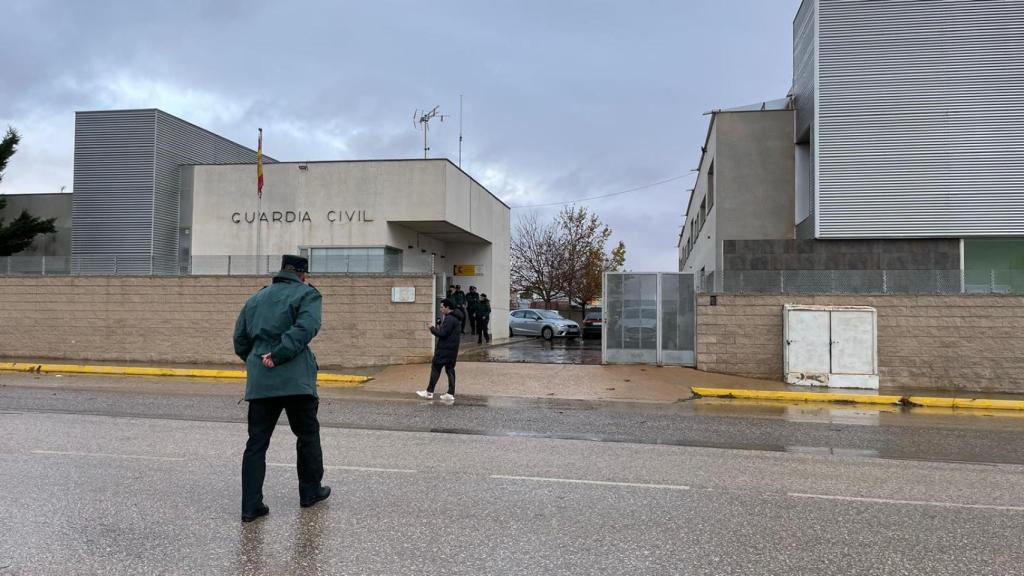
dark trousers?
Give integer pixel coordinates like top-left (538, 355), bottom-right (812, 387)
top-left (427, 360), bottom-right (456, 395)
top-left (242, 395), bottom-right (324, 514)
top-left (459, 307), bottom-right (468, 333)
top-left (468, 312), bottom-right (477, 335)
top-left (477, 315), bottom-right (490, 343)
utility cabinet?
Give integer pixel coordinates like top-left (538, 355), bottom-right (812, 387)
top-left (784, 305), bottom-right (878, 390)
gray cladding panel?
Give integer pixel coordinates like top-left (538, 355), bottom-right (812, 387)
top-left (72, 110), bottom-right (156, 271)
top-left (793, 0), bottom-right (816, 140)
top-left (816, 0), bottom-right (1024, 238)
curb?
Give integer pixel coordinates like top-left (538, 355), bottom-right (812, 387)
top-left (0, 362), bottom-right (369, 388)
top-left (691, 387), bottom-right (1024, 411)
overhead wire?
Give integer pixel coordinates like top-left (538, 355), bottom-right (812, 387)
top-left (508, 173), bottom-right (692, 209)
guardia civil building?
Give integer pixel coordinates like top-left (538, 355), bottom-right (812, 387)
top-left (67, 108), bottom-right (510, 310)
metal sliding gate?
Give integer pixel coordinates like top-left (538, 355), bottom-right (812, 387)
top-left (602, 272), bottom-right (695, 366)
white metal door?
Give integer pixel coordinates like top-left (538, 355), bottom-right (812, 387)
top-left (786, 309), bottom-right (831, 374)
top-left (830, 310), bottom-right (875, 374)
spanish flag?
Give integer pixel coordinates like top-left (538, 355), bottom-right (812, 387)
top-left (257, 128), bottom-right (264, 199)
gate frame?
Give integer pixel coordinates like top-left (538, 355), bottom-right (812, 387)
top-left (602, 271), bottom-right (696, 366)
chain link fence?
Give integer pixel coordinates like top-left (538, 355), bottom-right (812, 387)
top-left (0, 253), bottom-right (437, 276)
top-left (712, 269), bottom-right (1023, 294)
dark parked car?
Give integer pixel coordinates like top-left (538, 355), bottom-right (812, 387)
top-left (582, 310), bottom-right (603, 339)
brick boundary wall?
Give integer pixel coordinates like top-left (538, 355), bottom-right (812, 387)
top-left (0, 275), bottom-right (435, 368)
top-left (697, 293), bottom-right (1024, 393)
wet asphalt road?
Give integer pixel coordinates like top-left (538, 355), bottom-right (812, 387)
top-left (461, 336), bottom-right (602, 365)
top-left (2, 380), bottom-right (1024, 574)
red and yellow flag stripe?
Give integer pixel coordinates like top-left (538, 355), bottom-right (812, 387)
top-left (257, 128), bottom-right (264, 198)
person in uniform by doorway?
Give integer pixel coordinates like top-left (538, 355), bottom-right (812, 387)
top-left (477, 293), bottom-right (492, 344)
top-left (417, 298), bottom-right (463, 404)
top-left (233, 254), bottom-right (331, 523)
top-left (452, 285), bottom-right (467, 334)
top-left (466, 286), bottom-right (480, 335)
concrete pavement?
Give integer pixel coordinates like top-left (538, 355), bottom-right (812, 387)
top-left (1, 408), bottom-right (1023, 575)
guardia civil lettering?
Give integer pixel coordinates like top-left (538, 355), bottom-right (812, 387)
top-left (230, 210), bottom-right (374, 224)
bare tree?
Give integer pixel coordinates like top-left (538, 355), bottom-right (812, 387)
top-left (556, 206), bottom-right (625, 316)
top-left (510, 211), bottom-right (564, 306)
top-left (573, 240), bottom-right (626, 317)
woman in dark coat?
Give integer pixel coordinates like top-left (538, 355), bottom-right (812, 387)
top-left (417, 298), bottom-right (463, 404)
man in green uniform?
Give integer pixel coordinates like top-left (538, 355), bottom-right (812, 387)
top-left (451, 284), bottom-right (468, 334)
top-left (234, 255), bottom-right (331, 522)
top-left (477, 293), bottom-right (492, 344)
top-left (466, 286), bottom-right (480, 335)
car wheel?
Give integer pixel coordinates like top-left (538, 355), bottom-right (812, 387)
top-left (542, 326), bottom-right (554, 341)
top-left (509, 327), bottom-right (514, 338)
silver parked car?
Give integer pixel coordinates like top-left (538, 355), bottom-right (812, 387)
top-left (508, 309), bottom-right (581, 340)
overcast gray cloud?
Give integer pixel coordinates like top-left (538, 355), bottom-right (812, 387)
top-left (0, 0), bottom-right (799, 270)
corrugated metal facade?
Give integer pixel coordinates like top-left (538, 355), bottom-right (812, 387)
top-left (813, 0), bottom-right (1024, 238)
top-left (72, 109), bottom-right (270, 274)
top-left (72, 110), bottom-right (156, 274)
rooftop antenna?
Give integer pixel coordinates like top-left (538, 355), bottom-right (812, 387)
top-left (458, 95), bottom-right (464, 167)
top-left (413, 105), bottom-right (448, 159)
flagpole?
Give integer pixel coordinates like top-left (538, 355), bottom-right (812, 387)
top-left (256, 128), bottom-right (263, 275)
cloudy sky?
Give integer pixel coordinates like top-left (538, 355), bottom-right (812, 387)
top-left (1, 0), bottom-right (799, 270)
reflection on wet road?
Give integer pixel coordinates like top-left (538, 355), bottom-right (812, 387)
top-left (462, 336), bottom-right (602, 365)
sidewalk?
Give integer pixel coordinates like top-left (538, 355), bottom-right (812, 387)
top-left (4, 357), bottom-right (1024, 411)
top-left (361, 362), bottom-right (778, 404)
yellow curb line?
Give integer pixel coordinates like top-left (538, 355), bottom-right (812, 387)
top-left (906, 396), bottom-right (1024, 411)
top-left (0, 362), bottom-right (369, 387)
top-left (691, 387), bottom-right (902, 406)
top-left (691, 387), bottom-right (1024, 411)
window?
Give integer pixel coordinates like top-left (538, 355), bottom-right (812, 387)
top-left (512, 310), bottom-right (527, 319)
top-left (309, 246), bottom-right (403, 273)
top-left (699, 198), bottom-right (707, 230)
top-left (707, 161), bottom-right (715, 209)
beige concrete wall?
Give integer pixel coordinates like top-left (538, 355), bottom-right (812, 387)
top-left (190, 160), bottom-right (447, 258)
top-left (715, 111), bottom-right (795, 243)
top-left (0, 275), bottom-right (435, 368)
top-left (696, 293), bottom-right (1024, 393)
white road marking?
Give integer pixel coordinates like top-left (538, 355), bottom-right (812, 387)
top-left (490, 475), bottom-right (690, 490)
top-left (788, 492), bottom-right (1024, 512)
top-left (31, 450), bottom-right (185, 462)
top-left (268, 463), bottom-right (417, 473)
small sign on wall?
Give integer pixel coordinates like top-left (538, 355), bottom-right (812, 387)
top-left (391, 287), bottom-right (416, 303)
top-left (453, 265), bottom-right (483, 276)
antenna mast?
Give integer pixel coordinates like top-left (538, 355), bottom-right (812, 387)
top-left (413, 105), bottom-right (448, 159)
top-left (459, 95), bottom-right (464, 167)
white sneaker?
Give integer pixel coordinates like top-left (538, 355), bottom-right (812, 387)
top-left (416, 390), bottom-right (433, 400)
top-left (439, 393), bottom-right (455, 404)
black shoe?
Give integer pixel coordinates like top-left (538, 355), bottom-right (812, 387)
top-left (241, 503), bottom-right (269, 523)
top-left (300, 485), bottom-right (331, 508)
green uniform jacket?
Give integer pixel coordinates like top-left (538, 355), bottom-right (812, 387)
top-left (452, 290), bottom-right (467, 307)
top-left (233, 270), bottom-right (322, 400)
top-left (466, 291), bottom-right (480, 314)
top-left (478, 299), bottom-right (492, 318)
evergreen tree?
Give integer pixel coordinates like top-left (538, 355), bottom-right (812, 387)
top-left (0, 127), bottom-right (57, 256)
